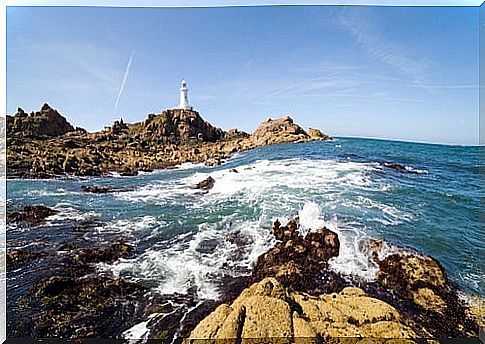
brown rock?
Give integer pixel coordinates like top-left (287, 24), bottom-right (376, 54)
top-left (377, 252), bottom-right (479, 337)
top-left (252, 218), bottom-right (342, 293)
top-left (196, 176), bottom-right (215, 190)
top-left (7, 103), bottom-right (76, 139)
top-left (189, 278), bottom-right (416, 340)
top-left (7, 205), bottom-right (57, 225)
top-left (308, 128), bottom-right (332, 140)
top-left (74, 242), bottom-right (131, 264)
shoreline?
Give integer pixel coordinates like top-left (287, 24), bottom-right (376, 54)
top-left (6, 205), bottom-right (482, 340)
top-left (6, 105), bottom-right (331, 179)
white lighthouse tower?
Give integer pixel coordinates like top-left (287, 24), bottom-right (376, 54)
top-left (178, 79), bottom-right (192, 110)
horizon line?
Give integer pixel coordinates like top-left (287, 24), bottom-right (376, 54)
top-left (334, 135), bottom-right (480, 147)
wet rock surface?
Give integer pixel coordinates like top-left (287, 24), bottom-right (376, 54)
top-left (380, 162), bottom-right (422, 174)
top-left (7, 105), bottom-right (331, 178)
top-left (81, 185), bottom-right (115, 193)
top-left (196, 176), bottom-right (215, 190)
top-left (74, 241), bottom-right (132, 264)
top-left (7, 205), bottom-right (57, 225)
top-left (6, 208), bottom-right (148, 339)
top-left (30, 275), bottom-right (147, 338)
top-left (376, 253), bottom-right (478, 337)
top-left (188, 219), bottom-right (480, 340)
top-left (251, 218), bottom-right (344, 294)
top-left (7, 249), bottom-right (50, 272)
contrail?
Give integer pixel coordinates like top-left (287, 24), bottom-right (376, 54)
top-left (114, 51), bottom-right (135, 114)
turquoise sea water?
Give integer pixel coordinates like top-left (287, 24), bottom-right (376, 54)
top-left (7, 137), bottom-right (483, 305)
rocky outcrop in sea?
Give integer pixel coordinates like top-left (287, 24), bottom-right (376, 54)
top-left (187, 218), bottom-right (480, 340)
top-left (6, 104), bottom-right (331, 179)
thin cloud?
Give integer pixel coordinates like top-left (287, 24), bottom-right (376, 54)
top-left (115, 51), bottom-right (135, 113)
top-left (333, 8), bottom-right (431, 85)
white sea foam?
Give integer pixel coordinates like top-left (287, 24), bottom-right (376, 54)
top-left (404, 166), bottom-right (429, 174)
top-left (298, 202), bottom-right (325, 237)
top-left (47, 203), bottom-right (100, 222)
top-left (102, 156), bottom-right (413, 299)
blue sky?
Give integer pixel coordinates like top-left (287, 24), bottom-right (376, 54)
top-left (6, 5), bottom-right (479, 145)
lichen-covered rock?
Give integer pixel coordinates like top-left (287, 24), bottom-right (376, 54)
top-left (188, 278), bottom-right (416, 340)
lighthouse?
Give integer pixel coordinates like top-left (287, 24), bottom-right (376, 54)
top-left (178, 79), bottom-right (192, 110)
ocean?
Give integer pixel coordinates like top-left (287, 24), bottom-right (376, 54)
top-left (6, 137), bottom-right (483, 338)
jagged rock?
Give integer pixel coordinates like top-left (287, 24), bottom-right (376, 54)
top-left (7, 249), bottom-right (49, 271)
top-left (196, 176), bottom-right (215, 190)
top-left (7, 107), bottom-right (331, 178)
top-left (377, 253), bottom-right (478, 337)
top-left (74, 242), bottom-right (131, 264)
top-left (138, 109), bottom-right (224, 142)
top-left (308, 128), bottom-right (332, 140)
top-left (252, 218), bottom-right (341, 293)
top-left (6, 103), bottom-right (76, 139)
top-left (7, 205), bottom-right (57, 225)
top-left (81, 185), bottom-right (115, 194)
top-left (188, 278), bottom-right (416, 340)
top-left (109, 118), bottom-right (128, 134)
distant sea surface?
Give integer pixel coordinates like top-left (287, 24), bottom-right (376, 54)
top-left (7, 137), bottom-right (483, 315)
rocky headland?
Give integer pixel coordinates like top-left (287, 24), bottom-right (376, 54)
top-left (7, 104), bottom-right (331, 178)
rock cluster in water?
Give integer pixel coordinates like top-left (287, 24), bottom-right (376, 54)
top-left (6, 202), bottom-right (482, 340)
top-left (7, 104), bottom-right (331, 178)
top-left (188, 218), bottom-right (480, 340)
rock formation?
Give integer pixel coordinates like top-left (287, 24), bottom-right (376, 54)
top-left (7, 205), bottom-right (57, 225)
top-left (7, 103), bottom-right (75, 139)
top-left (251, 218), bottom-right (344, 294)
top-left (188, 277), bottom-right (416, 340)
top-left (250, 115), bottom-right (311, 145)
top-left (187, 219), bottom-right (481, 340)
top-left (133, 108), bottom-right (224, 143)
top-left (7, 105), bottom-right (332, 179)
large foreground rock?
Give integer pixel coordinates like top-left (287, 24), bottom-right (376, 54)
top-left (188, 277), bottom-right (416, 340)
